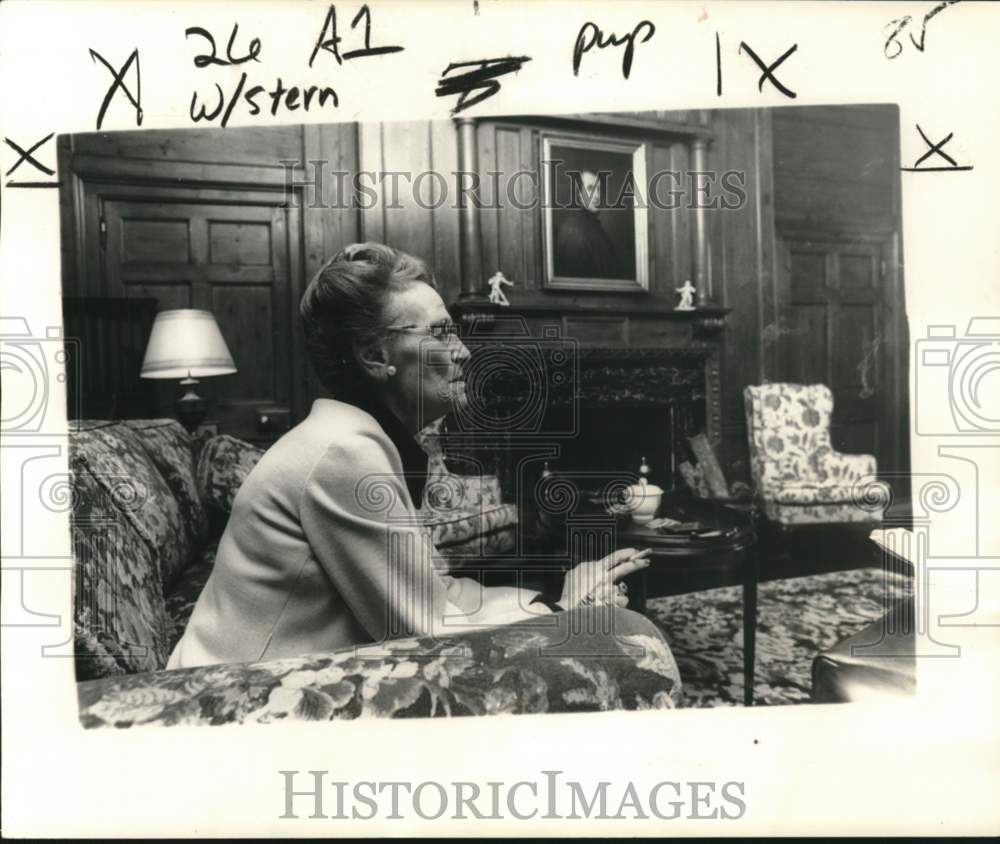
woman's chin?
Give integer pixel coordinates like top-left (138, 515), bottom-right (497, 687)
top-left (447, 382), bottom-right (468, 410)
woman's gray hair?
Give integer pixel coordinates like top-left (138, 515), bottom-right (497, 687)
top-left (300, 242), bottom-right (436, 398)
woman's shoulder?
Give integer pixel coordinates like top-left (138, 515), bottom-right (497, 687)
top-left (269, 399), bottom-right (399, 474)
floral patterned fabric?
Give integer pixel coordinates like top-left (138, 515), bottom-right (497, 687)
top-left (417, 421), bottom-right (517, 558)
top-left (645, 566), bottom-right (912, 707)
top-left (69, 457), bottom-right (172, 680)
top-left (122, 419), bottom-right (208, 585)
top-left (163, 543), bottom-right (218, 650)
top-left (422, 502), bottom-right (519, 555)
top-left (76, 607), bottom-right (681, 727)
top-left (743, 384), bottom-right (890, 525)
top-left (69, 421), bottom-right (193, 597)
top-left (195, 434), bottom-right (265, 516)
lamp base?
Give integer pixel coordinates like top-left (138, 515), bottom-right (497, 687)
top-left (175, 377), bottom-right (207, 434)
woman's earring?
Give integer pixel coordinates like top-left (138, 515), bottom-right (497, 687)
top-left (386, 365), bottom-right (397, 377)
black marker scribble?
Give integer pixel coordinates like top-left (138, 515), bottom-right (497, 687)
top-left (737, 41), bottom-right (797, 98)
top-left (900, 124), bottom-right (973, 172)
top-left (309, 3), bottom-right (404, 67)
top-left (436, 56), bottom-right (531, 114)
top-left (89, 48), bottom-right (143, 129)
top-left (572, 20), bottom-right (655, 80)
top-left (884, 0), bottom-right (962, 59)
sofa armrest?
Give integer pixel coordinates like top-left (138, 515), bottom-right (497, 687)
top-left (77, 607), bottom-right (681, 727)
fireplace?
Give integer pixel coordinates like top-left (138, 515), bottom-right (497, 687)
top-left (438, 334), bottom-right (716, 502)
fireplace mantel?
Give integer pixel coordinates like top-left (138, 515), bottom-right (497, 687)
top-left (449, 298), bottom-right (729, 445)
top-left (451, 297), bottom-right (730, 338)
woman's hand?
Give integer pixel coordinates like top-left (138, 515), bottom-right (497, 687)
top-left (557, 548), bottom-right (652, 610)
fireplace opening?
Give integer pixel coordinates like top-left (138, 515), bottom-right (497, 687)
top-left (438, 344), bottom-right (713, 502)
top-left (539, 401), bottom-right (700, 489)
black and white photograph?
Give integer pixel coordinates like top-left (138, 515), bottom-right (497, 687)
top-left (54, 104), bottom-right (913, 725)
top-left (2, 0), bottom-right (998, 837)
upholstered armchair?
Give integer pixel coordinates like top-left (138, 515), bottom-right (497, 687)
top-left (743, 383), bottom-right (891, 526)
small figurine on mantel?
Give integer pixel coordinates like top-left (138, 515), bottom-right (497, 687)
top-left (487, 271), bottom-right (514, 306)
top-left (675, 280), bottom-right (697, 311)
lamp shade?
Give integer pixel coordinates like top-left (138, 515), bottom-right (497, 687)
top-left (140, 309), bottom-right (237, 379)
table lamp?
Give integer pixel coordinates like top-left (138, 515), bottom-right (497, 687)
top-left (140, 309), bottom-right (237, 433)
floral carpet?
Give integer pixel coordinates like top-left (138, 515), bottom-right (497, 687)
top-left (645, 566), bottom-right (913, 707)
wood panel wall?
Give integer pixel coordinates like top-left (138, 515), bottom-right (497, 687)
top-left (59, 124), bottom-right (359, 440)
top-left (59, 108), bottom-right (904, 479)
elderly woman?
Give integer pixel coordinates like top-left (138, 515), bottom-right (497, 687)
top-left (168, 243), bottom-right (649, 669)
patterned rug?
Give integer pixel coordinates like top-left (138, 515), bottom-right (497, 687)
top-left (645, 566), bottom-right (913, 707)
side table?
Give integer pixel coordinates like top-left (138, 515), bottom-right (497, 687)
top-left (619, 495), bottom-right (759, 706)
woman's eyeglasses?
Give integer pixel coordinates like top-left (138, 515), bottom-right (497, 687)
top-left (385, 321), bottom-right (462, 342)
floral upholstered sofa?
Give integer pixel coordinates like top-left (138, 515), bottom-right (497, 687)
top-left (69, 419), bottom-right (681, 727)
top-left (743, 383), bottom-right (892, 526)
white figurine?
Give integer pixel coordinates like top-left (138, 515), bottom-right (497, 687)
top-left (675, 280), bottom-right (696, 311)
top-left (487, 271), bottom-right (514, 306)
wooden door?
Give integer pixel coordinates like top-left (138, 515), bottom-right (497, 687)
top-left (82, 181), bottom-right (306, 443)
top-left (775, 229), bottom-right (907, 475)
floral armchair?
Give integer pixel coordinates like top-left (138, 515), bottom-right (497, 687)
top-left (743, 383), bottom-right (891, 526)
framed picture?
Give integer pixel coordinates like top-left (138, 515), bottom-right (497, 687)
top-left (541, 133), bottom-right (650, 292)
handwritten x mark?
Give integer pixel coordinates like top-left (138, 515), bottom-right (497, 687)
top-left (901, 124), bottom-right (973, 173)
top-left (738, 42), bottom-right (797, 99)
top-left (4, 133), bottom-right (55, 177)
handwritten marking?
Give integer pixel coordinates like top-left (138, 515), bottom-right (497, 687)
top-left (737, 41), bottom-right (797, 98)
top-left (190, 77), bottom-right (338, 127)
top-left (4, 181), bottom-right (60, 189)
top-left (715, 31), bottom-right (722, 96)
top-left (185, 23), bottom-right (262, 67)
top-left (900, 124), bottom-right (973, 172)
top-left (4, 134), bottom-right (55, 177)
top-left (309, 3), bottom-right (404, 67)
top-left (436, 56), bottom-right (531, 115)
top-left (572, 20), bottom-right (655, 80)
top-left (884, 0), bottom-right (962, 59)
top-left (89, 48), bottom-right (142, 129)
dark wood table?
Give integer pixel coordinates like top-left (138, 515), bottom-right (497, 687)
top-left (618, 494), bottom-right (759, 706)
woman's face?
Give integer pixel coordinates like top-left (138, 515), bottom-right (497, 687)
top-left (381, 283), bottom-right (470, 427)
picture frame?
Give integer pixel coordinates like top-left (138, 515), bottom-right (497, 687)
top-left (540, 132), bottom-right (650, 293)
